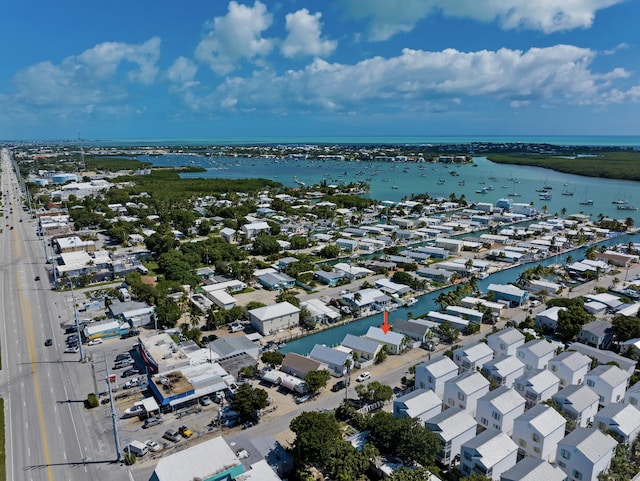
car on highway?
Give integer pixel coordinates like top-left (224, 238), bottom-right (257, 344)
top-left (143, 417), bottom-right (163, 429)
top-left (163, 429), bottom-right (182, 442)
top-left (44, 339), bottom-right (53, 347)
top-left (356, 372), bottom-right (371, 382)
top-left (87, 338), bottom-right (103, 346)
top-left (178, 426), bottom-right (193, 438)
top-left (145, 440), bottom-right (161, 452)
top-left (64, 346), bottom-right (79, 354)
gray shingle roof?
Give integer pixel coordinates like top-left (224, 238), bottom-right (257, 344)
top-left (341, 334), bottom-right (380, 354)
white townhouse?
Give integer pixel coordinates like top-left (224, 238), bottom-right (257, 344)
top-left (594, 403), bottom-right (640, 443)
top-left (556, 428), bottom-right (617, 481)
top-left (460, 430), bottom-right (518, 481)
top-left (516, 339), bottom-right (557, 372)
top-left (514, 369), bottom-right (560, 409)
top-left (548, 351), bottom-right (591, 388)
top-left (512, 404), bottom-right (566, 463)
top-left (535, 306), bottom-right (566, 332)
top-left (482, 355), bottom-right (525, 389)
top-left (443, 371), bottom-right (490, 417)
top-left (363, 326), bottom-right (405, 355)
top-left (248, 302), bottom-right (300, 336)
top-left (475, 387), bottom-right (525, 436)
top-left (453, 343), bottom-right (494, 373)
top-left (486, 328), bottom-right (525, 358)
top-left (584, 364), bottom-right (631, 406)
top-left (425, 408), bottom-right (477, 467)
top-left (415, 357), bottom-right (458, 399)
top-left (393, 388), bottom-right (442, 423)
top-left (552, 385), bottom-right (600, 429)
top-left (499, 457), bottom-right (568, 481)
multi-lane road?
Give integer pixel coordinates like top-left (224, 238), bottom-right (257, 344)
top-left (0, 148), bottom-right (131, 481)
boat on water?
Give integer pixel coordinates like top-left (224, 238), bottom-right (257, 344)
top-left (405, 297), bottom-right (417, 306)
top-left (580, 199), bottom-right (595, 205)
top-left (617, 204), bottom-right (638, 211)
top-left (391, 185), bottom-right (400, 189)
top-left (539, 191), bottom-right (552, 200)
top-left (437, 178), bottom-right (446, 185)
top-left (612, 199), bottom-right (628, 205)
top-left (458, 180), bottom-right (465, 186)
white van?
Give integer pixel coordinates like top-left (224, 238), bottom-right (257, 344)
top-left (127, 440), bottom-right (148, 457)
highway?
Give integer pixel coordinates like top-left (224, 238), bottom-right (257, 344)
top-left (0, 148), bottom-right (127, 481)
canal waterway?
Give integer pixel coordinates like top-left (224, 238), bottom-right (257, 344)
top-left (278, 232), bottom-right (640, 356)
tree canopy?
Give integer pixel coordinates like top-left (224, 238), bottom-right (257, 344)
top-left (231, 383), bottom-right (269, 420)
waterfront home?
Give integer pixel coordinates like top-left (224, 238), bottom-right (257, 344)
top-left (391, 319), bottom-right (432, 344)
top-left (487, 283), bottom-right (529, 307)
top-left (443, 371), bottom-right (490, 417)
top-left (461, 296), bottom-right (505, 316)
top-left (425, 408), bottom-right (477, 466)
top-left (567, 342), bottom-right (636, 374)
top-left (534, 306), bottom-right (566, 332)
top-left (555, 428), bottom-right (617, 481)
top-left (512, 404), bottom-right (566, 462)
top-left (313, 270), bottom-right (343, 286)
top-left (548, 351), bottom-right (591, 388)
top-left (482, 355), bottom-right (525, 388)
top-left (584, 364), bottom-right (630, 406)
top-left (459, 430), bottom-right (518, 481)
top-left (514, 369), bottom-right (560, 409)
top-left (486, 328), bottom-right (525, 358)
top-left (576, 320), bottom-right (613, 349)
top-left (336, 238), bottom-right (359, 252)
top-left (342, 288), bottom-right (392, 312)
top-left (426, 311), bottom-right (470, 331)
top-left (445, 305), bottom-right (484, 324)
top-left (308, 344), bottom-right (352, 377)
top-left (594, 403), bottom-right (640, 443)
top-left (280, 353), bottom-right (327, 379)
top-left (415, 357), bottom-right (459, 398)
top-left (340, 334), bottom-right (381, 366)
top-left (363, 326), bottom-right (405, 355)
top-left (393, 388), bottom-right (442, 423)
top-left (453, 343), bottom-right (494, 373)
top-left (552, 385), bottom-right (600, 429)
top-left (526, 279), bottom-right (563, 295)
top-left (499, 457), bottom-right (567, 481)
top-left (333, 262), bottom-right (374, 279)
top-left (516, 339), bottom-right (557, 372)
top-left (248, 302), bottom-right (300, 336)
top-left (299, 298), bottom-right (341, 324)
top-left (476, 387), bottom-right (526, 436)
top-left (374, 278), bottom-right (411, 296)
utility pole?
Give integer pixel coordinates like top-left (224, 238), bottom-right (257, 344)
top-left (69, 280), bottom-right (85, 362)
top-left (105, 353), bottom-right (122, 462)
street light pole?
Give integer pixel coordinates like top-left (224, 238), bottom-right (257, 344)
top-left (69, 280), bottom-right (85, 362)
top-left (104, 353), bottom-right (122, 462)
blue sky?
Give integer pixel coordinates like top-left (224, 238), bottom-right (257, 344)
top-left (1, 0), bottom-right (639, 140)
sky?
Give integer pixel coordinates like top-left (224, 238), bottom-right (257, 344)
top-left (1, 0), bottom-right (639, 141)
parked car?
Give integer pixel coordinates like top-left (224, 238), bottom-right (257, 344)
top-left (44, 339), bottom-right (53, 347)
top-left (178, 426), bottom-right (193, 438)
top-left (145, 439), bottom-right (162, 452)
top-left (332, 380), bottom-right (348, 392)
top-left (295, 394), bottom-right (311, 404)
top-left (163, 429), bottom-right (182, 442)
top-left (143, 417), bottom-right (163, 429)
top-left (123, 404), bottom-right (145, 418)
top-left (356, 372), bottom-right (371, 382)
top-left (64, 346), bottom-right (79, 354)
top-left (115, 352), bottom-right (132, 361)
top-left (200, 396), bottom-right (212, 406)
top-left (87, 338), bottom-right (103, 346)
top-left (121, 368), bottom-right (141, 378)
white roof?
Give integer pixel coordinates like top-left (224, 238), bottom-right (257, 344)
top-left (519, 339), bottom-right (556, 357)
top-left (595, 403), bottom-right (640, 438)
top-left (586, 364), bottom-right (630, 388)
top-left (236, 460), bottom-right (281, 481)
top-left (559, 428), bottom-right (617, 464)
top-left (488, 327), bottom-right (525, 345)
top-left (488, 283), bottom-right (526, 296)
top-left (364, 326), bottom-right (405, 345)
top-left (480, 386), bottom-right (525, 413)
top-left (451, 371), bottom-right (490, 394)
top-left (463, 430), bottom-right (517, 469)
top-left (515, 404), bottom-right (565, 436)
top-left (249, 302), bottom-right (300, 321)
top-left (517, 369), bottom-right (559, 392)
top-left (425, 408), bottom-right (477, 442)
top-left (421, 356), bottom-right (458, 377)
top-left (456, 342), bottom-right (493, 362)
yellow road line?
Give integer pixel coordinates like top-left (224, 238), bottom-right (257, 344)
top-left (16, 273), bottom-right (53, 481)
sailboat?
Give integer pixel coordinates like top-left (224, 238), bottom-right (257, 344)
top-left (561, 184), bottom-right (574, 196)
top-left (579, 188), bottom-right (594, 206)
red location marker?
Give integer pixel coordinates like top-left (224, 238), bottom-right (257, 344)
top-left (381, 311), bottom-right (391, 334)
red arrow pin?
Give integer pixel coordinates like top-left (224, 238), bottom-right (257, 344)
top-left (381, 311), bottom-right (391, 334)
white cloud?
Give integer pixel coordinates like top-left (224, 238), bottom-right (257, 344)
top-left (195, 1), bottom-right (274, 75)
top-left (281, 9), bottom-right (337, 58)
top-left (187, 44), bottom-right (637, 114)
top-left (341, 0), bottom-right (625, 40)
top-left (603, 42), bottom-right (630, 55)
top-left (167, 56), bottom-right (199, 92)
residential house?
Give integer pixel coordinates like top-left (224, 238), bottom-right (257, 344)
top-left (314, 270), bottom-right (343, 286)
top-left (486, 328), bottom-right (525, 358)
top-left (548, 351), bottom-right (591, 388)
top-left (415, 357), bottom-right (459, 398)
top-left (567, 342), bottom-right (636, 375)
top-left (475, 387), bottom-right (526, 436)
top-left (499, 457), bottom-right (568, 481)
top-left (257, 272), bottom-right (296, 290)
top-left (556, 428), bottom-right (617, 481)
top-left (584, 364), bottom-right (630, 406)
top-left (333, 263), bottom-right (374, 280)
top-left (577, 320), bottom-right (614, 350)
top-left (280, 353), bottom-right (327, 380)
top-left (308, 344), bottom-right (352, 377)
top-left (512, 404), bottom-right (566, 462)
top-left (453, 343), bottom-right (494, 373)
top-left (248, 302), bottom-right (300, 336)
top-left (514, 369), bottom-right (560, 409)
top-left (535, 306), bottom-right (567, 332)
top-left (340, 334), bottom-right (381, 366)
top-left (393, 388), bottom-right (442, 423)
top-left (342, 288), bottom-right (392, 312)
top-left (487, 283), bottom-right (529, 307)
top-left (241, 221), bottom-right (270, 239)
top-left (594, 403), bottom-right (640, 443)
top-left (443, 371), bottom-right (490, 417)
top-left (625, 381), bottom-right (640, 408)
top-left (425, 408), bottom-right (477, 466)
top-left (459, 430), bottom-right (518, 481)
top-left (391, 319), bottom-right (432, 344)
top-left (363, 326), bottom-right (406, 355)
top-left (482, 355), bottom-right (525, 389)
top-left (552, 385), bottom-right (600, 428)
top-left (516, 339), bottom-right (557, 372)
